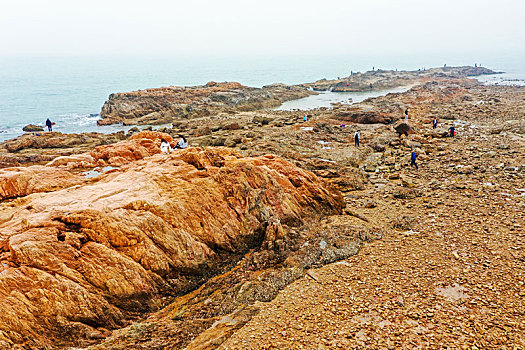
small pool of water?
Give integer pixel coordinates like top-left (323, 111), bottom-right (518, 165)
top-left (83, 166), bottom-right (119, 178)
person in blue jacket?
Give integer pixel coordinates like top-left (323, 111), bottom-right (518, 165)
top-left (410, 151), bottom-right (418, 170)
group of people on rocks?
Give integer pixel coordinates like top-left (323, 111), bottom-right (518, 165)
top-left (353, 128), bottom-right (419, 169)
top-left (160, 135), bottom-right (188, 154)
top-left (350, 109), bottom-right (458, 171)
top-left (43, 117), bottom-right (189, 156)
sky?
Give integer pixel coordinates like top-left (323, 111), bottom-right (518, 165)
top-left (0, 0), bottom-right (524, 57)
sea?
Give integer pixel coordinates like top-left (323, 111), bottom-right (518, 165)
top-left (1, 54), bottom-right (524, 142)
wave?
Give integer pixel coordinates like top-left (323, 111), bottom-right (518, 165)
top-left (476, 73), bottom-right (525, 87)
top-left (0, 113), bottom-right (104, 142)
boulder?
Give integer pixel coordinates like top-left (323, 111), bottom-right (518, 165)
top-left (335, 110), bottom-right (391, 124)
top-left (22, 124), bottom-right (44, 132)
top-left (394, 121), bottom-right (415, 136)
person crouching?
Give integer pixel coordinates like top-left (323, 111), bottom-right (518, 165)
top-left (160, 139), bottom-right (172, 154)
top-left (175, 135), bottom-right (188, 149)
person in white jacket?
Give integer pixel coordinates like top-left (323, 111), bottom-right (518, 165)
top-left (160, 139), bottom-right (172, 154)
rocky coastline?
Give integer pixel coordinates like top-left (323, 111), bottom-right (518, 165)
top-left (1, 66), bottom-right (524, 349)
top-left (301, 65), bottom-right (497, 92)
top-left (97, 81), bottom-right (315, 126)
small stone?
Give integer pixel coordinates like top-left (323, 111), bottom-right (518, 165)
top-left (364, 200), bottom-right (377, 208)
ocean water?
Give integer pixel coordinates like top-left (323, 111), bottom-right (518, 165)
top-left (1, 54), bottom-right (524, 142)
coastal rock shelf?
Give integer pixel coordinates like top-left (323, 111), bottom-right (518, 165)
top-left (98, 81), bottom-right (314, 126)
top-left (0, 133), bottom-right (344, 348)
top-left (301, 66), bottom-right (497, 92)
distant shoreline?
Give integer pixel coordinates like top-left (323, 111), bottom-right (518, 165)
top-left (0, 65), bottom-right (516, 143)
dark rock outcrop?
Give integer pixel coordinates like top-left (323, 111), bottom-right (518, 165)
top-left (302, 66), bottom-right (498, 92)
top-left (334, 109), bottom-right (392, 124)
top-left (394, 121), bottom-right (415, 135)
top-left (22, 124), bottom-right (44, 132)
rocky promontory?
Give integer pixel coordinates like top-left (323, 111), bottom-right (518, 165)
top-left (98, 81), bottom-right (314, 126)
top-left (302, 65), bottom-right (497, 92)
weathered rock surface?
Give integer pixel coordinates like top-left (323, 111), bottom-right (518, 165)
top-left (99, 82), bottom-right (314, 126)
top-left (0, 131), bottom-right (128, 168)
top-left (393, 121), bottom-right (415, 135)
top-left (0, 143), bottom-right (343, 348)
top-left (0, 166), bottom-right (82, 200)
top-left (88, 214), bottom-right (377, 350)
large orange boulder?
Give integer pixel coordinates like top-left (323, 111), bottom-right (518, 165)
top-left (89, 131), bottom-right (174, 166)
top-left (0, 147), bottom-right (343, 348)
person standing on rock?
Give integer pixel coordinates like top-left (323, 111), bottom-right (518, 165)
top-left (303, 115), bottom-right (308, 122)
top-left (404, 109), bottom-right (409, 122)
top-left (410, 150), bottom-right (418, 170)
top-left (354, 130), bottom-right (360, 147)
top-left (45, 118), bottom-right (53, 132)
top-left (448, 126), bottom-right (455, 137)
top-left (432, 118), bottom-right (438, 129)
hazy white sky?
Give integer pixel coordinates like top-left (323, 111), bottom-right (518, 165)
top-left (1, 0), bottom-right (523, 57)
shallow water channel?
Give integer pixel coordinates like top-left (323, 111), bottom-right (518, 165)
top-left (275, 86), bottom-right (409, 111)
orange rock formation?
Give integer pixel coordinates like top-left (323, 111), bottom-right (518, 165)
top-left (0, 133), bottom-right (343, 348)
